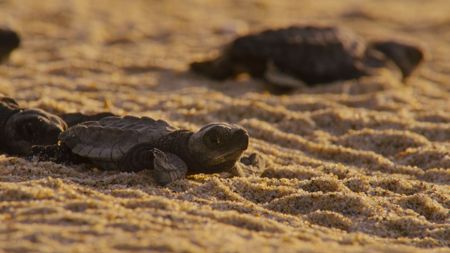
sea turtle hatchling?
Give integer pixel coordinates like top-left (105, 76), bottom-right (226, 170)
top-left (32, 116), bottom-right (249, 185)
top-left (190, 25), bottom-right (424, 90)
top-left (0, 28), bottom-right (20, 62)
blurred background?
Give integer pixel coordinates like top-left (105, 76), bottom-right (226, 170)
top-left (1, 0), bottom-right (448, 106)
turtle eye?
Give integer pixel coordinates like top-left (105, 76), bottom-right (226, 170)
top-left (203, 128), bottom-right (222, 148)
top-left (18, 121), bottom-right (37, 140)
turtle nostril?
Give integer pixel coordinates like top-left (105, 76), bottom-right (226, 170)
top-left (234, 129), bottom-right (248, 137)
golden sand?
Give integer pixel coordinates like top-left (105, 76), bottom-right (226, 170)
top-left (0, 0), bottom-right (449, 252)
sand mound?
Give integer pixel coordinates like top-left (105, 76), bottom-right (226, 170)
top-left (0, 0), bottom-right (449, 252)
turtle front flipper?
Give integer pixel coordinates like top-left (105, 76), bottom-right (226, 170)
top-left (263, 61), bottom-right (306, 94)
top-left (152, 148), bottom-right (188, 186)
top-left (59, 112), bottom-right (116, 127)
top-left (30, 144), bottom-right (85, 164)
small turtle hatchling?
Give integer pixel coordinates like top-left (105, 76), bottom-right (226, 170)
top-left (32, 116), bottom-right (249, 185)
top-left (0, 28), bottom-right (20, 62)
top-left (190, 25), bottom-right (424, 90)
top-left (0, 96), bottom-right (67, 155)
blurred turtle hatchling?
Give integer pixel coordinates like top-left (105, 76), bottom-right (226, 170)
top-left (0, 28), bottom-right (20, 62)
top-left (190, 25), bottom-right (424, 92)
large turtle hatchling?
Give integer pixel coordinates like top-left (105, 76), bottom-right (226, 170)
top-left (32, 116), bottom-right (249, 185)
top-left (190, 25), bottom-right (424, 91)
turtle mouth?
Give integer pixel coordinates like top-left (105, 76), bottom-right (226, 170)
top-left (211, 150), bottom-right (244, 165)
top-left (193, 150), bottom-right (243, 174)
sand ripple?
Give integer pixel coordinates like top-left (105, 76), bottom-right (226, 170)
top-left (0, 0), bottom-right (449, 252)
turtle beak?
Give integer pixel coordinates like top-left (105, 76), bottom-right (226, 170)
top-left (226, 128), bottom-right (248, 177)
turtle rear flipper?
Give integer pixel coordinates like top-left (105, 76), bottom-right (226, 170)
top-left (152, 148), bottom-right (187, 186)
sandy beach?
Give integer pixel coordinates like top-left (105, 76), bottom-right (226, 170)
top-left (0, 0), bottom-right (449, 252)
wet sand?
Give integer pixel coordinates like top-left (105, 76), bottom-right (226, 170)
top-left (0, 0), bottom-right (449, 252)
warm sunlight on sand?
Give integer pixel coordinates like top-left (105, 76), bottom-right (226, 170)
top-left (0, 0), bottom-right (449, 252)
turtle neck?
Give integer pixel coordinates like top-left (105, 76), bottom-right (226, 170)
top-left (155, 130), bottom-right (242, 174)
top-left (155, 130), bottom-right (201, 169)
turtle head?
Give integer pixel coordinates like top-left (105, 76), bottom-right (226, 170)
top-left (187, 123), bottom-right (249, 174)
top-left (0, 29), bottom-right (20, 62)
top-left (371, 40), bottom-right (424, 79)
top-left (3, 109), bottom-right (67, 155)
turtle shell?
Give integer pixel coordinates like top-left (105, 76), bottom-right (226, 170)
top-left (59, 116), bottom-right (176, 167)
top-left (228, 25), bottom-right (368, 84)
